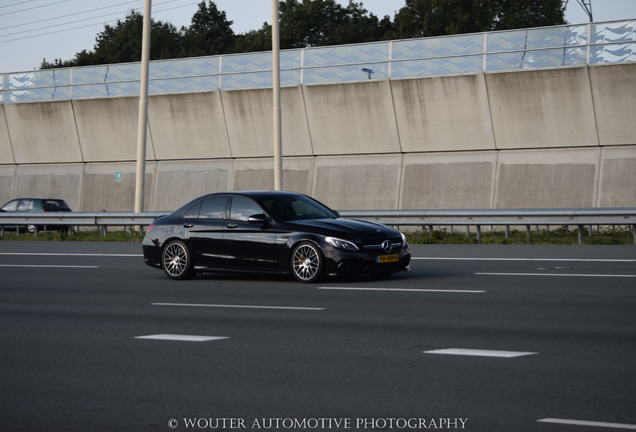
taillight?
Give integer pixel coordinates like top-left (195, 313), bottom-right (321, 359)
top-left (145, 223), bottom-right (156, 235)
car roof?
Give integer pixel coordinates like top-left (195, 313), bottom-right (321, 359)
top-left (7, 198), bottom-right (67, 201)
top-left (173, 191), bottom-right (306, 212)
top-left (233, 190), bottom-right (303, 197)
top-left (202, 191), bottom-right (304, 199)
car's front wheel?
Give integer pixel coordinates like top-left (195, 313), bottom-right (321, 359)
top-left (162, 240), bottom-right (195, 280)
top-left (290, 242), bottom-right (324, 283)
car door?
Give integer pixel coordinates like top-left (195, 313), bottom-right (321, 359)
top-left (222, 195), bottom-right (284, 271)
top-left (182, 195), bottom-right (228, 268)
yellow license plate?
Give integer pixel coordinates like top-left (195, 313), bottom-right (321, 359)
top-left (377, 254), bottom-right (399, 263)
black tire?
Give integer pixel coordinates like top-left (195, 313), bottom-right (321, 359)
top-left (161, 240), bottom-right (195, 280)
top-left (290, 242), bottom-right (324, 283)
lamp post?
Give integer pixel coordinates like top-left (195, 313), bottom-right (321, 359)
top-left (135, 0), bottom-right (151, 212)
top-left (272, 0), bottom-right (282, 191)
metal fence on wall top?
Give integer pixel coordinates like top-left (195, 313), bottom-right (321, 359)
top-left (1, 19), bottom-right (635, 103)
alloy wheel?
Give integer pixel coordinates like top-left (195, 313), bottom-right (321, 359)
top-left (162, 240), bottom-right (194, 280)
top-left (291, 243), bottom-right (323, 283)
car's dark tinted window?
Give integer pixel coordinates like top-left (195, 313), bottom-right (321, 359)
top-left (230, 196), bottom-right (262, 222)
top-left (42, 200), bottom-right (70, 211)
top-left (260, 195), bottom-right (336, 221)
top-left (198, 196), bottom-right (227, 220)
top-left (183, 202), bottom-right (202, 219)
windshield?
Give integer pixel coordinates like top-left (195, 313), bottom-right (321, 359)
top-left (258, 195), bottom-right (337, 222)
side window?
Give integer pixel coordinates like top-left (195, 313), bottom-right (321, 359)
top-left (42, 200), bottom-right (67, 211)
top-left (1, 200), bottom-right (19, 212)
top-left (230, 196), bottom-right (262, 222)
top-left (291, 200), bottom-right (314, 217)
top-left (182, 202), bottom-right (202, 219)
top-left (198, 196), bottom-right (227, 220)
top-left (18, 200), bottom-right (34, 211)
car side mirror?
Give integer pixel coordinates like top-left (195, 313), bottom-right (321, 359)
top-left (248, 214), bottom-right (269, 226)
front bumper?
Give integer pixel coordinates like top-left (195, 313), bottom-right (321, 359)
top-left (323, 245), bottom-right (411, 276)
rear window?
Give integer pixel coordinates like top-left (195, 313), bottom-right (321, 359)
top-left (183, 196), bottom-right (228, 220)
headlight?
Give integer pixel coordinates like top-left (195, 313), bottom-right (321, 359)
top-left (400, 231), bottom-right (407, 246)
top-left (325, 236), bottom-right (359, 251)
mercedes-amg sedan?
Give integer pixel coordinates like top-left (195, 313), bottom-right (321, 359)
top-left (142, 191), bottom-right (410, 283)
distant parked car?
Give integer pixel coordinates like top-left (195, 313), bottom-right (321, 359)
top-left (143, 191), bottom-right (411, 282)
top-left (0, 198), bottom-right (72, 232)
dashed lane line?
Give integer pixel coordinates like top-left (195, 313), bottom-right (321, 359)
top-left (151, 302), bottom-right (326, 311)
top-left (537, 418), bottom-right (636, 430)
top-left (0, 252), bottom-right (142, 257)
top-left (413, 257), bottom-right (636, 262)
top-left (0, 264), bottom-right (99, 268)
top-left (476, 272), bottom-right (636, 278)
top-left (318, 287), bottom-right (484, 293)
top-left (135, 334), bottom-right (229, 342)
top-left (423, 348), bottom-right (538, 358)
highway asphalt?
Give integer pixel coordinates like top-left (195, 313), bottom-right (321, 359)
top-left (1, 241), bottom-right (635, 432)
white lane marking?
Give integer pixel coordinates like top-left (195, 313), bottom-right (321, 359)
top-left (537, 418), bottom-right (636, 430)
top-left (423, 348), bottom-right (538, 358)
top-left (0, 252), bottom-right (142, 257)
top-left (476, 272), bottom-right (636, 278)
top-left (413, 257), bottom-right (636, 262)
top-left (135, 334), bottom-right (229, 342)
top-left (152, 302), bottom-right (325, 311)
top-left (0, 264), bottom-right (99, 268)
top-left (318, 287), bottom-right (484, 293)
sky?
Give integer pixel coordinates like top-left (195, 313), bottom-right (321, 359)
top-left (1, 0), bottom-right (635, 73)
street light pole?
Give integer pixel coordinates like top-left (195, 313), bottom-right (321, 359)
top-left (272, 0), bottom-right (283, 191)
top-left (135, 0), bottom-right (151, 213)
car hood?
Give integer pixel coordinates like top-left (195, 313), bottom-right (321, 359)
top-left (284, 217), bottom-right (400, 241)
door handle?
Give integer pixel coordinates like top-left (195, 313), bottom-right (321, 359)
top-left (226, 223), bottom-right (238, 229)
top-left (183, 223), bottom-right (194, 228)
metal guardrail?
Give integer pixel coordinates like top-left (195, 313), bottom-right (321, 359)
top-left (0, 211), bottom-right (166, 227)
top-left (1, 208), bottom-right (635, 244)
top-left (341, 208), bottom-right (636, 244)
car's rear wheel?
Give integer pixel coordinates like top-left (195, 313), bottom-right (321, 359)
top-left (162, 240), bottom-right (195, 280)
top-left (291, 242), bottom-right (324, 283)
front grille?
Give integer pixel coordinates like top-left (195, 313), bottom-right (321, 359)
top-left (362, 237), bottom-right (403, 254)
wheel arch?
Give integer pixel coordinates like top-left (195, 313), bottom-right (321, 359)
top-left (289, 238), bottom-right (327, 283)
top-left (160, 238), bottom-right (196, 280)
top-left (159, 236), bottom-right (191, 269)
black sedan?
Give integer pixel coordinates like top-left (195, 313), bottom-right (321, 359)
top-left (142, 191), bottom-right (410, 283)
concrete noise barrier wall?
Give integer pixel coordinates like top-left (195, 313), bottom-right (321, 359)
top-left (0, 63), bottom-right (635, 212)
